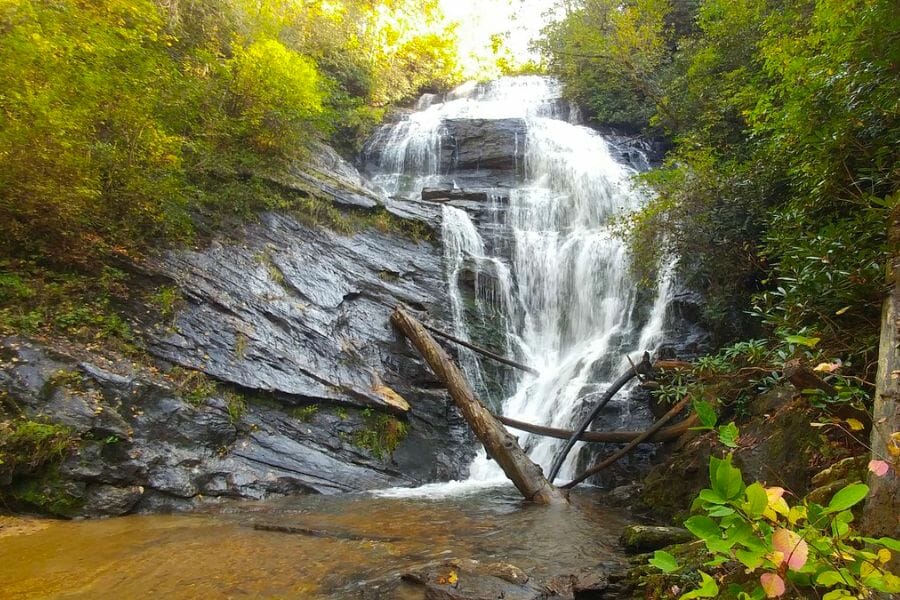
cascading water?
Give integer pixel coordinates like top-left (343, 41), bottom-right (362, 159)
top-left (367, 76), bottom-right (672, 490)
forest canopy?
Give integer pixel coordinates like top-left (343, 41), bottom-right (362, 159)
top-left (0, 0), bottom-right (461, 266)
top-left (541, 0), bottom-right (898, 366)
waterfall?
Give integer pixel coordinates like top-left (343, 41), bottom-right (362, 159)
top-left (367, 77), bottom-right (672, 489)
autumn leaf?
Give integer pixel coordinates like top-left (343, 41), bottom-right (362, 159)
top-left (845, 418), bottom-right (864, 431)
top-left (760, 572), bottom-right (785, 598)
top-left (772, 528), bottom-right (808, 571)
top-left (764, 487), bottom-right (790, 521)
top-left (868, 459), bottom-right (890, 477)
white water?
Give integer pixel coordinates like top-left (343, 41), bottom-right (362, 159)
top-left (369, 77), bottom-right (672, 495)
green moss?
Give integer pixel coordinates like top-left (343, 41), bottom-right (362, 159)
top-left (291, 405), bottom-right (319, 422)
top-left (0, 419), bottom-right (77, 478)
top-left (223, 390), bottom-right (247, 425)
top-left (168, 367), bottom-right (219, 405)
top-left (234, 332), bottom-right (249, 359)
top-left (352, 409), bottom-right (408, 460)
top-left (150, 285), bottom-right (181, 320)
top-left (46, 369), bottom-right (86, 392)
top-left (10, 470), bottom-right (84, 517)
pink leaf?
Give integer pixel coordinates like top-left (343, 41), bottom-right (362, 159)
top-left (772, 528), bottom-right (808, 571)
top-left (760, 573), bottom-right (785, 598)
top-left (868, 459), bottom-right (890, 477)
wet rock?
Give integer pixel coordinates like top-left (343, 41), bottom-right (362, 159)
top-left (484, 562), bottom-right (529, 585)
top-left (143, 208), bottom-right (475, 486)
top-left (259, 144), bottom-right (382, 210)
top-left (421, 187), bottom-right (491, 203)
top-left (402, 559), bottom-right (545, 600)
top-left (620, 525), bottom-right (693, 553)
top-left (606, 483), bottom-right (643, 508)
top-left (811, 455), bottom-right (867, 488)
top-left (441, 118), bottom-right (527, 172)
top-left (82, 484), bottom-right (144, 517)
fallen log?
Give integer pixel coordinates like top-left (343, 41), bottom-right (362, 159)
top-left (497, 413), bottom-right (698, 443)
top-left (391, 306), bottom-right (567, 504)
top-left (547, 352), bottom-right (655, 483)
top-left (421, 322), bottom-right (539, 375)
top-left (783, 358), bottom-right (838, 396)
top-left (562, 395), bottom-right (693, 489)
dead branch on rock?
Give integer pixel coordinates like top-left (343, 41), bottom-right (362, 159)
top-left (561, 395), bottom-right (693, 489)
top-left (783, 358), bottom-right (838, 396)
top-left (421, 321), bottom-right (539, 375)
top-left (546, 352), bottom-right (655, 483)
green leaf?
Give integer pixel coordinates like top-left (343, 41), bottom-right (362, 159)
top-left (679, 571), bottom-right (720, 599)
top-left (822, 589), bottom-right (854, 599)
top-left (858, 537), bottom-right (900, 552)
top-left (717, 422), bottom-right (740, 448)
top-left (649, 550), bottom-right (680, 573)
top-left (708, 505), bottom-right (735, 517)
top-left (685, 515), bottom-right (722, 541)
top-left (744, 482), bottom-right (768, 518)
top-left (735, 548), bottom-right (764, 570)
top-left (815, 570), bottom-right (845, 586)
top-left (710, 455), bottom-right (744, 500)
top-left (704, 555), bottom-right (728, 567)
top-left (698, 489), bottom-right (726, 505)
top-left (826, 483), bottom-right (869, 513)
top-left (783, 334), bottom-right (820, 348)
top-left (693, 399), bottom-right (718, 429)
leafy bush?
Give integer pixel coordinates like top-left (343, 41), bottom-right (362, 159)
top-left (657, 454), bottom-right (900, 599)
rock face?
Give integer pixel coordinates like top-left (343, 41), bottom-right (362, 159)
top-left (0, 146), bottom-right (478, 517)
top-left (147, 211), bottom-right (477, 486)
top-left (0, 333), bottom-right (472, 516)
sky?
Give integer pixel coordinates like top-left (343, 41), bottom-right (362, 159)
top-left (439, 0), bottom-right (562, 77)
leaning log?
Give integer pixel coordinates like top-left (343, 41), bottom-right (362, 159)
top-left (547, 352), bottom-right (655, 483)
top-left (391, 306), bottom-right (567, 504)
top-left (497, 413), bottom-right (699, 444)
top-left (562, 395), bottom-right (693, 489)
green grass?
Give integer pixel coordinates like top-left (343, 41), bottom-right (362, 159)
top-left (168, 367), bottom-right (219, 405)
top-left (0, 261), bottom-right (135, 351)
top-left (291, 405), bottom-right (319, 422)
top-left (0, 419), bottom-right (77, 477)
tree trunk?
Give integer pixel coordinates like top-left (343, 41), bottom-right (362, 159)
top-left (390, 307), bottom-right (568, 504)
top-left (861, 206), bottom-right (900, 539)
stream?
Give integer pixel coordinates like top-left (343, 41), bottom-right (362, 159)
top-left (1, 488), bottom-right (629, 598)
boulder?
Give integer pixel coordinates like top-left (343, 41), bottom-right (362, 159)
top-left (421, 187), bottom-right (490, 203)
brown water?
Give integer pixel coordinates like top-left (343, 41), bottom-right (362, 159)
top-left (0, 486), bottom-right (631, 599)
